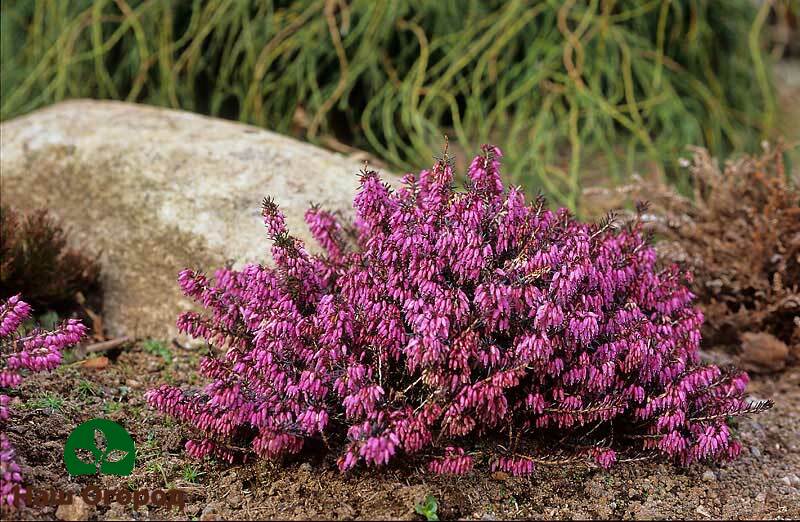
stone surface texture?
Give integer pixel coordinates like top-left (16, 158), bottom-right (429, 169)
top-left (0, 100), bottom-right (395, 338)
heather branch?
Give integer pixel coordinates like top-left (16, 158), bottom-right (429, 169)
top-left (1, 295), bottom-right (86, 509)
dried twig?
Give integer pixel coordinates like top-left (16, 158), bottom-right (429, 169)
top-left (84, 336), bottom-right (131, 354)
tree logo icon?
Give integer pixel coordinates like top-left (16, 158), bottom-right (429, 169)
top-left (64, 419), bottom-right (136, 477)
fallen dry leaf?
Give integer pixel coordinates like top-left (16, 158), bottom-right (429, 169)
top-left (81, 356), bottom-right (109, 370)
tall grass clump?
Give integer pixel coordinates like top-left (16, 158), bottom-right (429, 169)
top-left (0, 0), bottom-right (777, 209)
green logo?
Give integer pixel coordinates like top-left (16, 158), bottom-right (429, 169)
top-left (64, 419), bottom-right (136, 477)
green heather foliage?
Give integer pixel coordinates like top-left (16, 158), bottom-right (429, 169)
top-left (0, 0), bottom-right (776, 208)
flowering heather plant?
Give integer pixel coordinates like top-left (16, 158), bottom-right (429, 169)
top-left (147, 145), bottom-right (771, 475)
top-left (0, 295), bottom-right (87, 508)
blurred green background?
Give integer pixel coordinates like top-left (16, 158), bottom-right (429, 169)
top-left (1, 0), bottom-right (794, 210)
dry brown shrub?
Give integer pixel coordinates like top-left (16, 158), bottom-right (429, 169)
top-left (0, 205), bottom-right (100, 312)
top-left (585, 144), bottom-right (799, 370)
top-left (625, 145), bottom-right (799, 368)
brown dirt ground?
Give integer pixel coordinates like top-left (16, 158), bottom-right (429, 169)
top-left (2, 338), bottom-right (799, 521)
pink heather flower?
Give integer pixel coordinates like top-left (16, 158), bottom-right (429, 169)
top-left (1, 434), bottom-right (24, 510)
top-left (428, 447), bottom-right (474, 475)
top-left (147, 146), bottom-right (770, 475)
top-left (490, 456), bottom-right (535, 476)
top-left (592, 448), bottom-right (617, 469)
top-left (0, 296), bottom-right (31, 338)
top-left (0, 395), bottom-right (10, 421)
top-left (1, 296), bottom-right (86, 508)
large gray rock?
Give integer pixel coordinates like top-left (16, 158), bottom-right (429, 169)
top-left (0, 100), bottom-right (395, 338)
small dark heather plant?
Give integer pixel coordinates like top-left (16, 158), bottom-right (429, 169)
top-left (0, 205), bottom-right (100, 311)
top-left (0, 295), bottom-right (87, 508)
top-left (147, 146), bottom-right (771, 475)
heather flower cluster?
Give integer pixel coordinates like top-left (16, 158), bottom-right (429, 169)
top-left (147, 146), bottom-right (771, 475)
top-left (0, 295), bottom-right (87, 509)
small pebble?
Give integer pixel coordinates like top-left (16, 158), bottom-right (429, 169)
top-left (55, 496), bottom-right (90, 521)
top-left (200, 503), bottom-right (223, 521)
top-left (755, 492), bottom-right (767, 503)
top-left (695, 505), bottom-right (711, 518)
top-left (750, 446), bottom-right (761, 457)
top-left (702, 470), bottom-right (716, 482)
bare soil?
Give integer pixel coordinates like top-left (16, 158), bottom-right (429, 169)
top-left (3, 338), bottom-right (798, 521)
